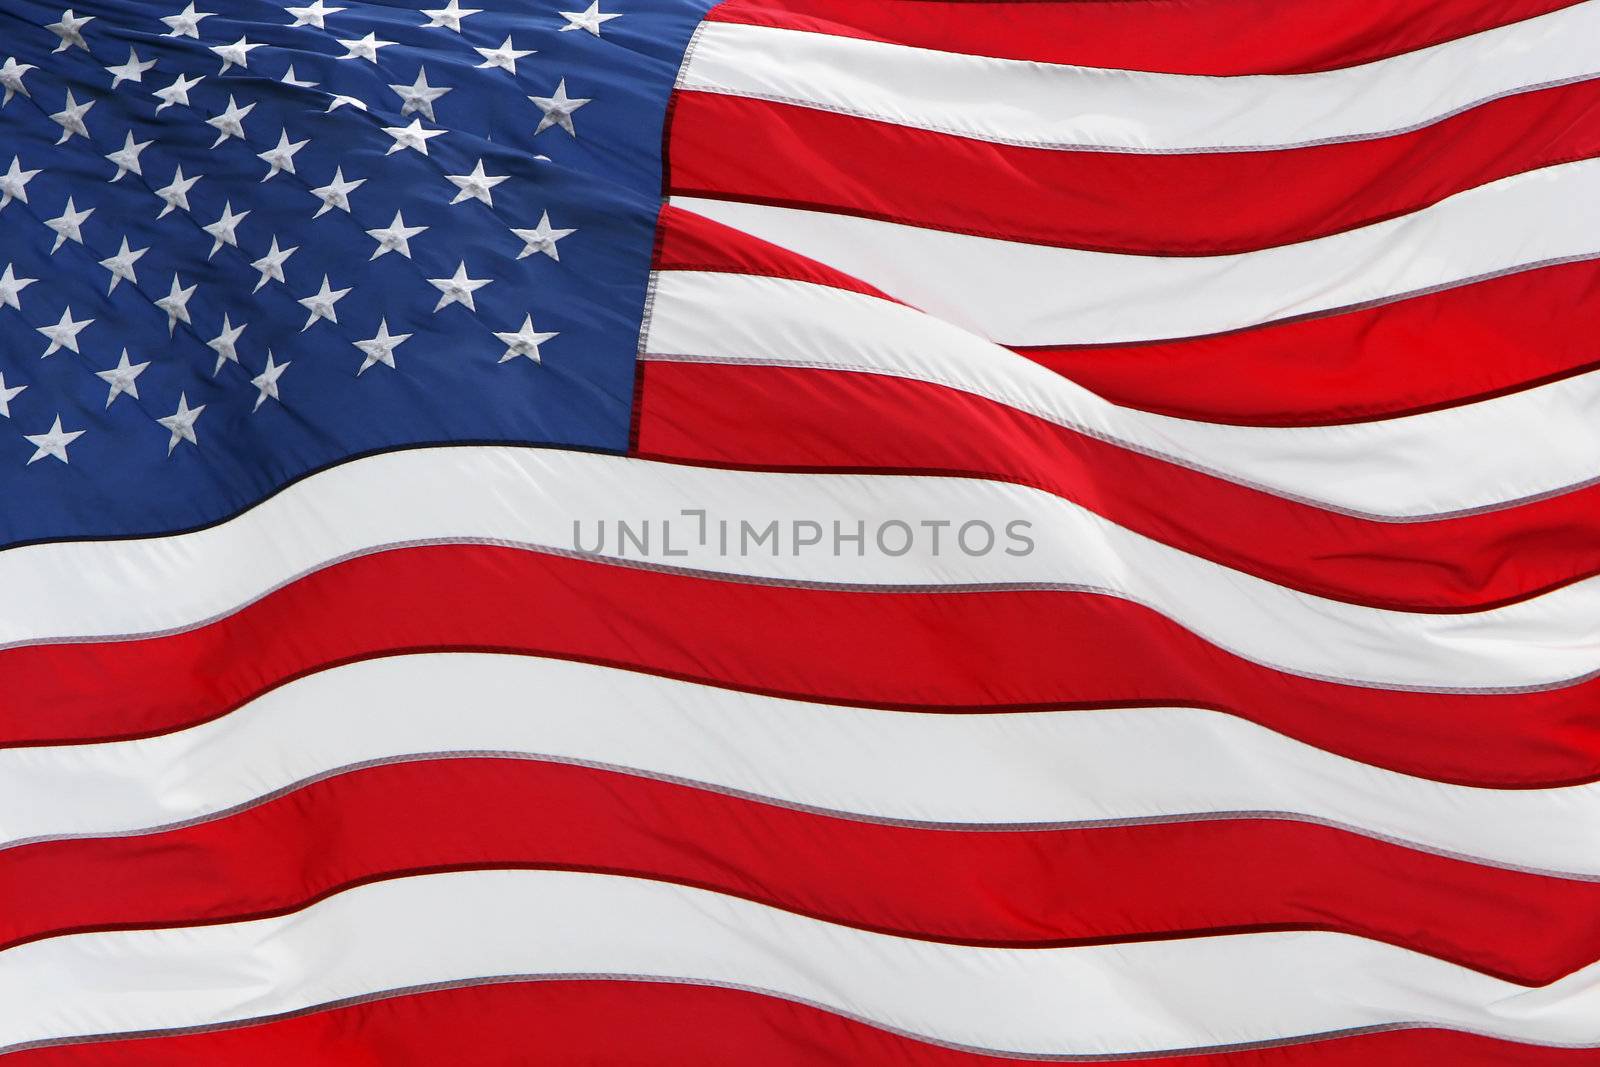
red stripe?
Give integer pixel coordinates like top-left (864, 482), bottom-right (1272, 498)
top-left (654, 208), bottom-right (1600, 427)
top-left (1017, 256), bottom-right (1600, 425)
top-left (706, 0), bottom-right (1582, 75)
top-left (668, 83), bottom-right (1600, 257)
top-left (634, 360), bottom-right (1600, 613)
top-left (9, 978), bottom-right (1598, 1065)
top-left (658, 203), bottom-right (893, 300)
top-left (6, 756), bottom-right (1595, 985)
top-left (4, 544), bottom-right (1597, 787)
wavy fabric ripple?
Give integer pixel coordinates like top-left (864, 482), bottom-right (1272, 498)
top-left (6, 0), bottom-right (1600, 1063)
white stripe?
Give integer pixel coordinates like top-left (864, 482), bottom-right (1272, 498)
top-left (682, 7), bottom-right (1600, 153)
top-left (4, 448), bottom-right (1599, 690)
top-left (5, 654), bottom-right (1597, 876)
top-left (645, 270), bottom-right (1600, 519)
top-left (2, 450), bottom-right (1599, 691)
top-left (5, 869), bottom-right (1600, 1055)
top-left (670, 155), bottom-right (1600, 346)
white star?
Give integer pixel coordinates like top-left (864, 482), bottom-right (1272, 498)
top-left (494, 314), bottom-right (558, 363)
top-left (421, 0), bottom-right (479, 31)
top-left (98, 236), bottom-right (148, 294)
top-left (336, 32), bottom-right (394, 62)
top-left (474, 36), bottom-right (533, 74)
top-left (211, 37), bottom-right (263, 74)
top-left (154, 165), bottom-right (201, 217)
top-left (257, 129), bottom-right (308, 182)
top-left (157, 393), bottom-right (205, 454)
top-left (297, 274), bottom-right (350, 331)
top-left (161, 3), bottom-right (214, 38)
top-left (206, 94), bottom-right (254, 146)
top-left (44, 197), bottom-right (93, 253)
top-left (105, 48), bottom-right (157, 89)
top-left (250, 237), bottom-right (297, 291)
top-left (559, 2), bottom-right (620, 36)
top-left (354, 318), bottom-right (411, 374)
top-left (309, 166), bottom-right (364, 217)
top-left (47, 9), bottom-right (93, 53)
top-left (23, 415), bottom-right (83, 465)
top-left (202, 200), bottom-right (249, 258)
top-left (1, 57), bottom-right (36, 105)
top-left (382, 118), bottom-right (445, 155)
top-left (428, 261), bottom-right (490, 312)
top-left (50, 89), bottom-right (94, 144)
top-left (154, 274), bottom-right (197, 334)
top-left (285, 0), bottom-right (343, 28)
top-left (390, 67), bottom-right (451, 122)
top-left (325, 94), bottom-right (368, 112)
top-left (280, 65), bottom-right (318, 89)
top-left (207, 313), bottom-right (246, 374)
top-left (104, 130), bottom-right (153, 182)
top-left (0, 156), bottom-right (40, 211)
top-left (529, 79), bottom-right (589, 137)
top-left (366, 210), bottom-right (427, 259)
top-left (154, 71), bottom-right (202, 112)
top-left (37, 307), bottom-right (92, 357)
top-left (0, 264), bottom-right (36, 311)
top-left (95, 348), bottom-right (149, 406)
top-left (512, 211), bottom-right (575, 261)
top-left (0, 371), bottom-right (24, 416)
top-left (251, 350), bottom-right (290, 410)
top-left (446, 159), bottom-right (507, 207)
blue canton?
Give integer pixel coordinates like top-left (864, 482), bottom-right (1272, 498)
top-left (0, 0), bottom-right (710, 545)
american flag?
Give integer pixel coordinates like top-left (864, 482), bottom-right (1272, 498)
top-left (1, 0), bottom-right (1598, 1061)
